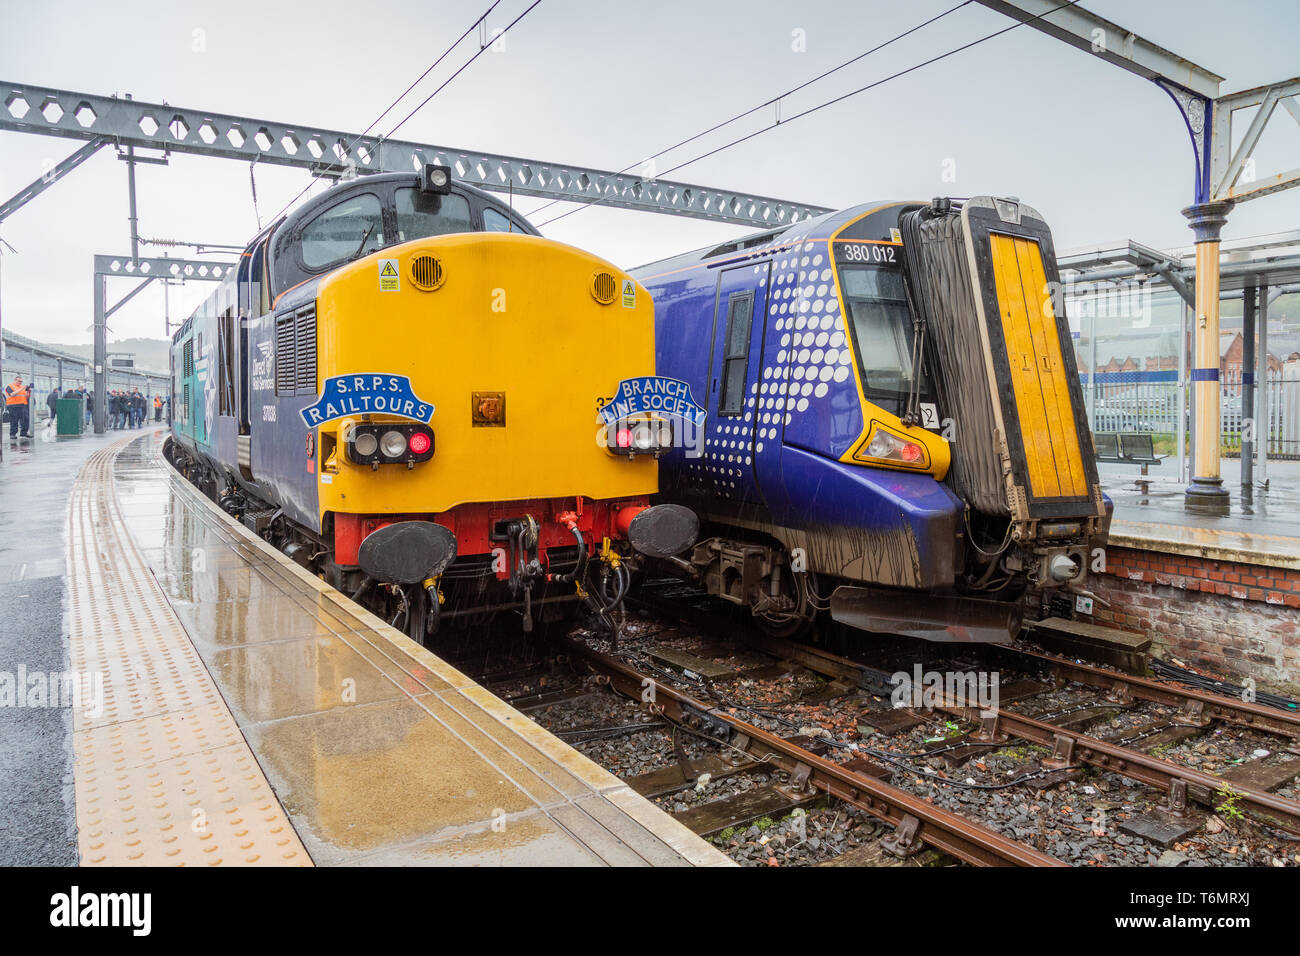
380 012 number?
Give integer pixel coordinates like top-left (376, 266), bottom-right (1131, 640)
top-left (837, 242), bottom-right (897, 264)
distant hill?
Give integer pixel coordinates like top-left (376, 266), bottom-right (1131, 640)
top-left (49, 337), bottom-right (170, 374)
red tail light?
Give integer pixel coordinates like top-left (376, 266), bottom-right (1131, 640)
top-left (616, 428), bottom-right (634, 449)
top-left (900, 442), bottom-right (923, 463)
top-left (408, 431), bottom-right (432, 455)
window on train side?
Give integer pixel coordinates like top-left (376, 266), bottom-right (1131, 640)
top-left (394, 188), bottom-right (473, 242)
top-left (300, 193), bottom-right (386, 269)
top-left (719, 291), bottom-right (755, 416)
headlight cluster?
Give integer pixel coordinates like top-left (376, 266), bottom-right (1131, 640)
top-left (347, 423), bottom-right (436, 465)
top-left (606, 418), bottom-right (673, 457)
top-left (862, 428), bottom-right (925, 465)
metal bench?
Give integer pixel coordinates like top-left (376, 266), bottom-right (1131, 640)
top-left (1093, 431), bottom-right (1166, 479)
top-left (1094, 431), bottom-right (1122, 462)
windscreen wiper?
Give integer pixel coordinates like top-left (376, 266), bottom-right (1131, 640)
top-left (351, 224), bottom-right (376, 261)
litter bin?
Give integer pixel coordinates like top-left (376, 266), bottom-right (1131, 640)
top-left (56, 396), bottom-right (84, 436)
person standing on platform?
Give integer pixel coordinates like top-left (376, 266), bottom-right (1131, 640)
top-left (154, 393), bottom-right (162, 422)
top-left (83, 389), bottom-right (93, 431)
top-left (46, 387), bottom-right (59, 428)
top-left (5, 374), bottom-right (33, 439)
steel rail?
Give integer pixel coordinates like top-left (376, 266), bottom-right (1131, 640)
top-left (1005, 644), bottom-right (1300, 740)
top-left (940, 701), bottom-right (1300, 833)
top-left (561, 638), bottom-right (1065, 867)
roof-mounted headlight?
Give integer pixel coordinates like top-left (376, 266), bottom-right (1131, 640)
top-left (421, 163), bottom-right (452, 195)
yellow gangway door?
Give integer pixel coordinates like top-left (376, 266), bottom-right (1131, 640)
top-left (989, 233), bottom-right (1088, 502)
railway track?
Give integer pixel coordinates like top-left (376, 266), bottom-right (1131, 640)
top-left (414, 580), bottom-right (1300, 867)
top-left (577, 580), bottom-right (1300, 867)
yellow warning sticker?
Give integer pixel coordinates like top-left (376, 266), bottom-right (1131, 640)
top-left (889, 227), bottom-right (902, 243)
top-left (379, 258), bottom-right (400, 292)
top-left (621, 278), bottom-right (636, 309)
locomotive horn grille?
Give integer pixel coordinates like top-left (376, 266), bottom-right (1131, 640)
top-left (591, 271), bottom-right (617, 305)
top-left (410, 255), bottom-right (445, 291)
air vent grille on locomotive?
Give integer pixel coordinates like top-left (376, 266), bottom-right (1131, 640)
top-left (409, 255), bottom-right (445, 291)
top-left (591, 271), bottom-right (617, 305)
top-left (275, 303), bottom-right (318, 395)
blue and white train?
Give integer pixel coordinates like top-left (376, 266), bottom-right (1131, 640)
top-left (635, 196), bottom-right (1110, 641)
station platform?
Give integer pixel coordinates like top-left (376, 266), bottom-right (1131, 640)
top-left (1091, 463), bottom-right (1300, 696)
top-left (1099, 461), bottom-right (1300, 569)
top-left (0, 429), bottom-right (730, 867)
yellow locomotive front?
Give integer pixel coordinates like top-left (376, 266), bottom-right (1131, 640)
top-left (311, 230), bottom-right (696, 636)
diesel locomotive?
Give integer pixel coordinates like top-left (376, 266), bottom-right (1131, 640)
top-left (167, 165), bottom-right (697, 641)
top-left (634, 196), bottom-right (1109, 642)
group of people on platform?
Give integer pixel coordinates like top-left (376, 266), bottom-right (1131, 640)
top-left (5, 375), bottom-right (166, 440)
top-left (105, 389), bottom-right (164, 430)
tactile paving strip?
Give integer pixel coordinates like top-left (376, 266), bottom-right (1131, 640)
top-left (66, 436), bottom-right (310, 866)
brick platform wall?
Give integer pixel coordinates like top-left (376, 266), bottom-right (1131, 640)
top-left (1085, 546), bottom-right (1300, 695)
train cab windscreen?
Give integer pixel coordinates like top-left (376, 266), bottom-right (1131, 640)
top-left (300, 194), bottom-right (386, 270)
top-left (838, 265), bottom-right (928, 417)
top-left (395, 188), bottom-right (474, 242)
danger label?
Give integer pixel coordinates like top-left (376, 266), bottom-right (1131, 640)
top-left (379, 259), bottom-right (400, 292)
top-left (621, 279), bottom-right (636, 309)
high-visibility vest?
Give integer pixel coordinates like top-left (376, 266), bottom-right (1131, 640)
top-left (154, 396), bottom-right (162, 409)
top-left (4, 382), bottom-right (29, 405)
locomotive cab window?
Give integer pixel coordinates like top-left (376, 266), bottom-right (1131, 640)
top-left (482, 208), bottom-right (515, 233)
top-left (838, 264), bottom-right (930, 417)
top-left (300, 193), bottom-right (386, 270)
top-left (394, 188), bottom-right (472, 242)
top-left (718, 290), bottom-right (754, 416)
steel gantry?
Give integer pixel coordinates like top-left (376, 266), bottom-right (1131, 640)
top-left (0, 79), bottom-right (832, 434)
top-left (977, 0), bottom-right (1300, 514)
top-left (90, 255), bottom-right (233, 434)
top-left (0, 81), bottom-right (831, 228)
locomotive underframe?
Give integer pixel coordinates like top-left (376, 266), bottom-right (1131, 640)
top-left (164, 437), bottom-right (634, 641)
top-left (666, 502), bottom-right (1094, 643)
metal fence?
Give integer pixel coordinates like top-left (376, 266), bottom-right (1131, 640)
top-left (2, 329), bottom-right (168, 421)
top-left (1081, 366), bottom-right (1300, 459)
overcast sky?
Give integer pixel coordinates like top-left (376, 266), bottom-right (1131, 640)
top-left (2, 0), bottom-right (1298, 347)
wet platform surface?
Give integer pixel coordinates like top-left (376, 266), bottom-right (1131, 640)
top-left (1099, 460), bottom-right (1300, 567)
top-left (0, 429), bottom-right (138, 864)
top-left (45, 431), bottom-right (728, 866)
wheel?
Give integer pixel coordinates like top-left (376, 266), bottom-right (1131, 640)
top-left (754, 608), bottom-right (814, 640)
top-left (753, 567), bottom-right (815, 639)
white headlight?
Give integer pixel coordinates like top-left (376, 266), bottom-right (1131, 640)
top-left (380, 430), bottom-right (408, 458)
top-left (632, 423), bottom-right (655, 450)
top-left (354, 431), bottom-right (378, 456)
